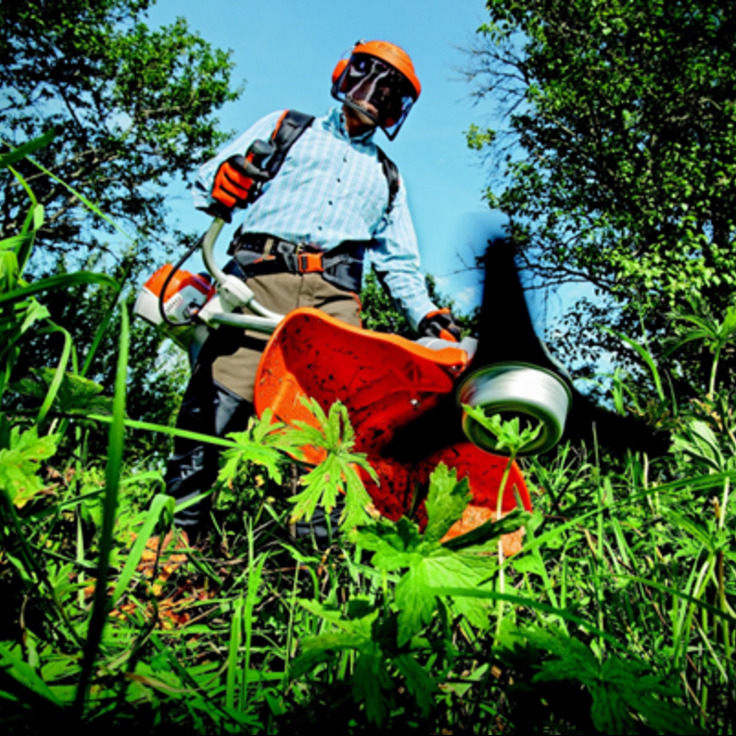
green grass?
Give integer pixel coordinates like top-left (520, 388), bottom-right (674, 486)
top-left (1, 137), bottom-right (735, 734)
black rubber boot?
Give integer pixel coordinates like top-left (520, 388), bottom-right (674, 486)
top-left (164, 365), bottom-right (254, 537)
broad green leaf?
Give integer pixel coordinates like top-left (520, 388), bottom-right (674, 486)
top-left (12, 369), bottom-right (112, 420)
top-left (219, 427), bottom-right (285, 488)
top-left (394, 561), bottom-right (436, 643)
top-left (0, 426), bottom-right (58, 508)
top-left (352, 647), bottom-right (392, 725)
top-left (423, 463), bottom-right (472, 543)
top-left (356, 516), bottom-right (425, 567)
top-left (461, 407), bottom-right (544, 455)
top-left (393, 653), bottom-right (436, 717)
top-left (286, 398), bottom-right (376, 531)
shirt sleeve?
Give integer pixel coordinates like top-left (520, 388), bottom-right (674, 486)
top-left (192, 110), bottom-right (286, 211)
top-left (369, 175), bottom-right (439, 331)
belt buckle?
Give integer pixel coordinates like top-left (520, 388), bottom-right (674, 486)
top-left (296, 242), bottom-right (324, 273)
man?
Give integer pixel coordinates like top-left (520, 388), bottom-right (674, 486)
top-left (166, 40), bottom-right (461, 538)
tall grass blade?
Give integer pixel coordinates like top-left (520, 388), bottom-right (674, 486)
top-left (35, 324), bottom-right (74, 425)
top-left (110, 493), bottom-right (176, 608)
top-left (15, 200), bottom-right (43, 276)
top-left (0, 130), bottom-right (58, 168)
top-left (600, 325), bottom-right (665, 400)
top-left (226, 595), bottom-right (244, 712)
top-left (73, 305), bottom-right (129, 715)
top-left (15, 144), bottom-right (135, 242)
top-left (242, 553), bottom-right (267, 706)
top-left (0, 272), bottom-right (117, 308)
top-left (0, 642), bottom-right (63, 706)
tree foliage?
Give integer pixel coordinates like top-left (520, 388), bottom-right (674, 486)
top-left (466, 0), bottom-right (736, 389)
top-left (0, 0), bottom-right (240, 263)
top-left (360, 270), bottom-right (478, 338)
top-left (0, 0), bottom-right (243, 458)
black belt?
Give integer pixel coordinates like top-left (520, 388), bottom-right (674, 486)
top-left (228, 230), bottom-right (368, 292)
top-left (231, 232), bottom-right (328, 274)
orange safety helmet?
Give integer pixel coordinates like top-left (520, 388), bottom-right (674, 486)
top-left (331, 40), bottom-right (421, 139)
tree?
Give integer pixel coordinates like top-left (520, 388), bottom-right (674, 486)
top-left (0, 0), bottom-right (240, 265)
top-left (360, 270), bottom-right (478, 339)
top-left (0, 0), bottom-right (242, 456)
top-left (465, 0), bottom-right (736, 393)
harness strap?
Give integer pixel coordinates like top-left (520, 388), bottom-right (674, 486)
top-left (376, 147), bottom-right (399, 217)
top-left (265, 110), bottom-right (315, 178)
top-left (229, 231), bottom-right (367, 293)
top-left (265, 110), bottom-right (400, 215)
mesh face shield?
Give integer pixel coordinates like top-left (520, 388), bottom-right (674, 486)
top-left (333, 54), bottom-right (418, 139)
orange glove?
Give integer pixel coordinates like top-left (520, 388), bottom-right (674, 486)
top-left (419, 308), bottom-right (462, 341)
top-left (210, 155), bottom-right (256, 222)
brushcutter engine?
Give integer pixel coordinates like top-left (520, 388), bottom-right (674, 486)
top-left (134, 264), bottom-right (214, 351)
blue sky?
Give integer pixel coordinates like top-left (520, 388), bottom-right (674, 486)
top-left (146, 0), bottom-right (507, 314)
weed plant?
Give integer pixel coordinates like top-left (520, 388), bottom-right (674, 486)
top-left (1, 139), bottom-right (734, 734)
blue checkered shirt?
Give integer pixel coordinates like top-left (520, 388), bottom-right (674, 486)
top-left (193, 106), bottom-right (437, 329)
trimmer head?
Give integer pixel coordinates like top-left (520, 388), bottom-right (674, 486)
top-left (457, 362), bottom-right (572, 456)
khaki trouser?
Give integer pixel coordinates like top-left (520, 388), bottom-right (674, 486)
top-left (208, 271), bottom-right (362, 402)
top-left (166, 270), bottom-right (362, 534)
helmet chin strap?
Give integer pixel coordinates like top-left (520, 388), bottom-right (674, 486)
top-left (342, 98), bottom-right (379, 133)
top-left (346, 96), bottom-right (377, 121)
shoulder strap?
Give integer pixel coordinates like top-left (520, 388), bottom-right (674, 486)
top-left (376, 146), bottom-right (400, 216)
top-left (266, 110), bottom-right (400, 215)
top-left (265, 110), bottom-right (315, 178)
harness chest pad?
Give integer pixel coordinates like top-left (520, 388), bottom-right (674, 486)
top-left (266, 110), bottom-right (315, 178)
top-left (267, 110), bottom-right (400, 215)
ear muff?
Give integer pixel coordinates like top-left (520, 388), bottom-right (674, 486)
top-left (331, 58), bottom-right (349, 89)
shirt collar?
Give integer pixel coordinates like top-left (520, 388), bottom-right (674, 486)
top-left (325, 106), bottom-right (377, 145)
